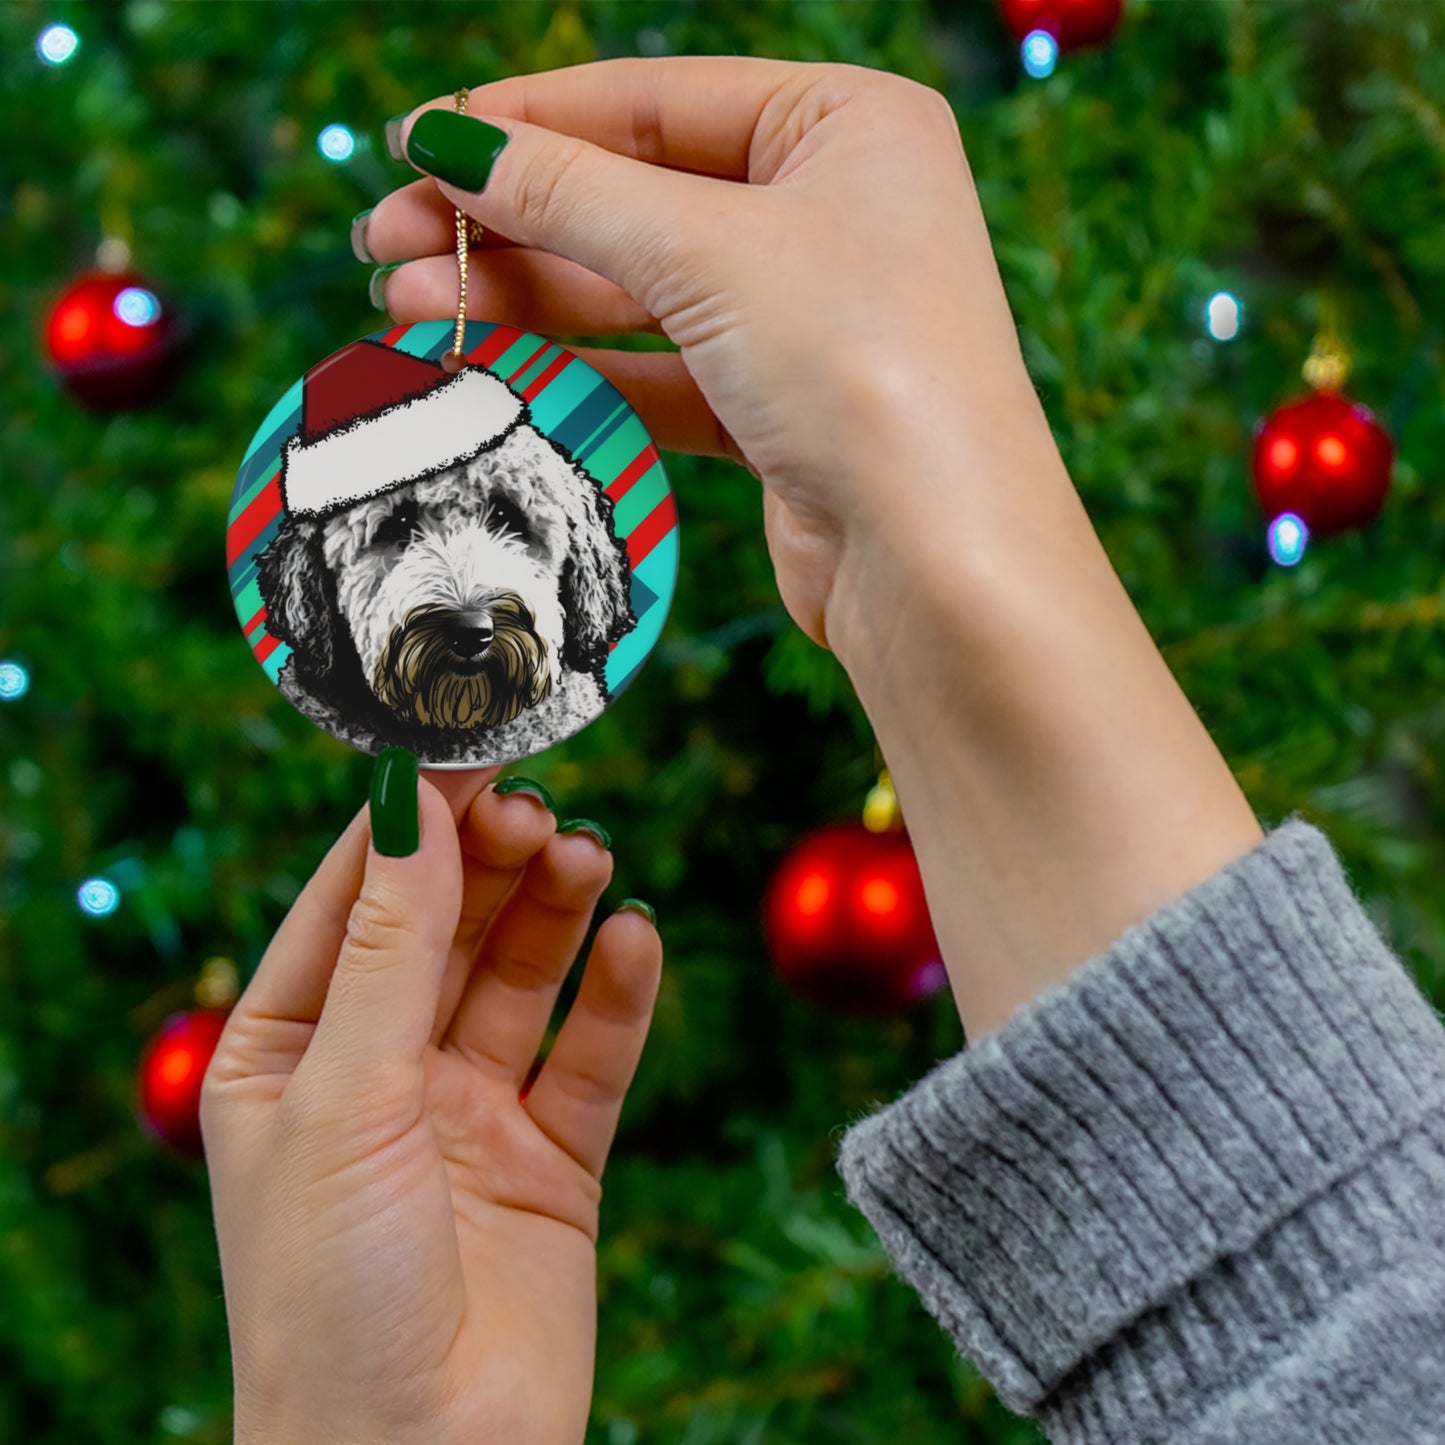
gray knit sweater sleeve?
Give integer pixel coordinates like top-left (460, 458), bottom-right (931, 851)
top-left (835, 819), bottom-right (1445, 1443)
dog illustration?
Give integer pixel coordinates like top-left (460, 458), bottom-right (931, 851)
top-left (254, 345), bottom-right (635, 765)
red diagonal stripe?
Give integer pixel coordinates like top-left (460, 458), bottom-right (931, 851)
top-left (254, 631), bottom-right (281, 664)
top-left (606, 443), bottom-right (660, 503)
top-left (625, 491), bottom-right (678, 571)
top-left (506, 342), bottom-right (552, 386)
top-left (521, 348), bottom-right (571, 401)
top-left (468, 324), bottom-right (522, 369)
top-left (381, 323), bottom-right (410, 347)
top-left (227, 474), bottom-right (283, 566)
top-left (243, 605), bottom-right (268, 637)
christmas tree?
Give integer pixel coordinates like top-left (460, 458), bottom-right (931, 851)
top-left (2, 3), bottom-right (1443, 1442)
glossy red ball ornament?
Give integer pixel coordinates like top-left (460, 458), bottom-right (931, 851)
top-left (762, 822), bottom-right (946, 1017)
top-left (137, 1009), bottom-right (230, 1157)
top-left (44, 269), bottom-right (182, 410)
top-left (1251, 392), bottom-right (1394, 537)
top-left (998, 0), bottom-right (1125, 49)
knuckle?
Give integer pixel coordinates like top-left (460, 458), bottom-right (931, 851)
top-left (341, 892), bottom-right (410, 968)
top-left (513, 134), bottom-right (590, 231)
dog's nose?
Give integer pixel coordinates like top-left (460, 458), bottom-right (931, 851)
top-left (444, 618), bottom-right (494, 658)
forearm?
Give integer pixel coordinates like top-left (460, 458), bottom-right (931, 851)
top-left (825, 376), bottom-right (1262, 1040)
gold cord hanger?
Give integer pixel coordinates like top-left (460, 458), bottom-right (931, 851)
top-left (441, 88), bottom-right (487, 373)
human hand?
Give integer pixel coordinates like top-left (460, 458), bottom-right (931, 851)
top-left (360, 56), bottom-right (1055, 656)
top-left (201, 759), bottom-right (662, 1445)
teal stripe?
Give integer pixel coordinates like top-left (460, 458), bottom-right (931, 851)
top-left (604, 530), bottom-right (678, 690)
top-left (587, 415), bottom-right (652, 487)
top-left (491, 332), bottom-right (548, 380)
top-left (240, 379), bottom-right (303, 467)
top-left (263, 644), bottom-right (292, 683)
top-left (233, 578), bottom-right (264, 628)
top-left (633, 538), bottom-right (677, 603)
top-left (393, 321), bottom-right (451, 358)
top-left (527, 361), bottom-right (600, 433)
top-left (512, 344), bottom-right (562, 392)
top-left (572, 400), bottom-right (631, 466)
top-left (227, 463), bottom-right (280, 526)
top-left (613, 464), bottom-right (668, 535)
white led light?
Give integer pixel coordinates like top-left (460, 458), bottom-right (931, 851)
top-left (1022, 30), bottom-right (1059, 79)
top-left (1267, 512), bottom-right (1309, 567)
top-left (114, 287), bottom-right (161, 327)
top-left (0, 660), bottom-right (29, 700)
top-left (38, 24), bottom-right (79, 66)
top-left (318, 124), bottom-right (356, 162)
top-left (1205, 291), bottom-right (1242, 342)
top-left (78, 877), bottom-right (121, 917)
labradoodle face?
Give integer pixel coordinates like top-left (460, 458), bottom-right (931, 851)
top-left (258, 421), bottom-right (635, 745)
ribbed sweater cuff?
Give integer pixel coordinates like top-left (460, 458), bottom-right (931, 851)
top-left (835, 819), bottom-right (1445, 1432)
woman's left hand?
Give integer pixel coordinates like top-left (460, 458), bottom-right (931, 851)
top-left (201, 761), bottom-right (662, 1445)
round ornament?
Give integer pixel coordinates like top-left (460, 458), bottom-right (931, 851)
top-left (137, 1008), bottom-right (230, 1158)
top-left (227, 322), bottom-right (678, 767)
top-left (44, 269), bottom-right (182, 411)
top-left (998, 0), bottom-right (1125, 49)
top-left (762, 821), bottom-right (946, 1018)
top-left (1251, 391), bottom-right (1394, 537)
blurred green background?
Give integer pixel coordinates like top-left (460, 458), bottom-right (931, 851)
top-left (2, 1), bottom-right (1443, 1441)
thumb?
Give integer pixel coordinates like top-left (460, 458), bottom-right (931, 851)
top-left (396, 105), bottom-right (747, 316)
top-left (302, 750), bottom-right (462, 1091)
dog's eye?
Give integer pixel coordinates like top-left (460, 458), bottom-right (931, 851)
top-left (486, 497), bottom-right (532, 544)
top-left (372, 501), bottom-right (420, 547)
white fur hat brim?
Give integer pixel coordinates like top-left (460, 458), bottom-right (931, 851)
top-left (280, 366), bottom-right (524, 518)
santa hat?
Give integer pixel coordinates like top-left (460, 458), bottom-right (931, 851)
top-left (279, 340), bottom-right (523, 518)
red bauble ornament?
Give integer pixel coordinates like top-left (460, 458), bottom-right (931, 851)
top-left (763, 822), bottom-right (945, 1017)
top-left (998, 0), bottom-right (1124, 49)
top-left (137, 1009), bottom-right (230, 1157)
top-left (1251, 392), bottom-right (1394, 537)
top-left (44, 269), bottom-right (182, 410)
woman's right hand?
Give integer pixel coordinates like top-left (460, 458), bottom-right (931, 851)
top-left (360, 56), bottom-right (1061, 658)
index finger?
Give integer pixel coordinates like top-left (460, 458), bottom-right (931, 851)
top-left (406, 54), bottom-right (812, 183)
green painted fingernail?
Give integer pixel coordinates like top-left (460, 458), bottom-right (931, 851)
top-left (617, 898), bottom-right (656, 926)
top-left (558, 818), bottom-right (611, 851)
top-left (350, 208), bottom-right (375, 264)
top-left (493, 775), bottom-right (556, 812)
top-left (405, 110), bottom-right (510, 192)
top-left (369, 262), bottom-right (403, 311)
top-left (384, 113), bottom-right (408, 162)
top-left (370, 748), bottom-right (419, 857)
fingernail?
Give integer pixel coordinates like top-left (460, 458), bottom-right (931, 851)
top-left (405, 110), bottom-right (510, 193)
top-left (369, 262), bottom-right (403, 311)
top-left (493, 775), bottom-right (556, 813)
top-left (558, 818), bottom-right (611, 851)
top-left (350, 208), bottom-right (375, 264)
top-left (384, 113), bottom-right (408, 162)
top-left (370, 747), bottom-right (419, 857)
top-left (617, 897), bottom-right (656, 926)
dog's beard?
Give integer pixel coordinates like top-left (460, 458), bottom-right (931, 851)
top-left (371, 596), bottom-right (552, 730)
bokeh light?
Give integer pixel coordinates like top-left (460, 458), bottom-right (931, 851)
top-left (0, 660), bottom-right (29, 701)
top-left (1205, 291), bottom-right (1242, 341)
top-left (1267, 512), bottom-right (1309, 567)
top-left (37, 24), bottom-right (79, 66)
top-left (1021, 30), bottom-right (1059, 79)
top-left (114, 287), bottom-right (162, 328)
top-left (317, 124), bottom-right (356, 162)
top-left (77, 877), bottom-right (121, 917)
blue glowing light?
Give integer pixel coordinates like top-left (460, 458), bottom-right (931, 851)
top-left (114, 287), bottom-right (161, 328)
top-left (38, 24), bottom-right (79, 66)
top-left (78, 877), bottom-right (121, 917)
top-left (1205, 291), bottom-right (1242, 342)
top-left (0, 661), bottom-right (29, 701)
top-left (1022, 30), bottom-right (1059, 79)
top-left (1267, 512), bottom-right (1309, 567)
top-left (318, 124), bottom-right (356, 162)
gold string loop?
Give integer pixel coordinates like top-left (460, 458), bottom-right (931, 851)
top-left (441, 87), bottom-right (483, 373)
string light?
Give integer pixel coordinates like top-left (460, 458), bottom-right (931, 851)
top-left (0, 660), bottom-right (29, 701)
top-left (113, 287), bottom-right (162, 328)
top-left (37, 24), bottom-right (79, 66)
top-left (1021, 30), bottom-right (1060, 78)
top-left (77, 878), bottom-right (121, 917)
top-left (317, 124), bottom-right (356, 162)
top-left (1267, 512), bottom-right (1309, 567)
top-left (1205, 291), bottom-right (1242, 341)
